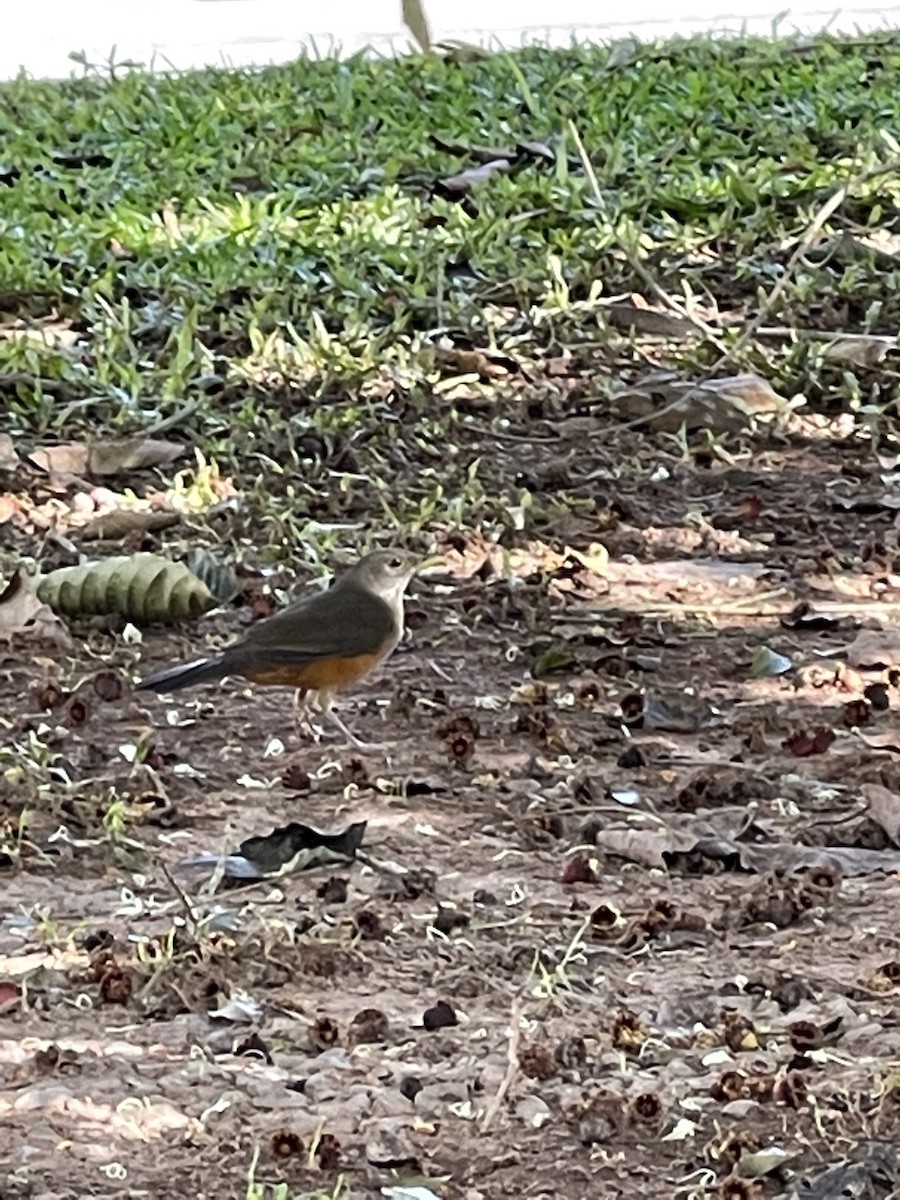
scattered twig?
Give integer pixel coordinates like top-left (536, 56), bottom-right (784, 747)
top-left (160, 861), bottom-right (200, 933)
top-left (753, 325), bottom-right (898, 343)
top-left (481, 996), bottom-right (524, 1132)
top-left (144, 399), bottom-right (201, 437)
top-left (572, 125), bottom-right (900, 437)
top-left (569, 120), bottom-right (730, 357)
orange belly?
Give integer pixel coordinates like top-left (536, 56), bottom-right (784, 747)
top-left (244, 649), bottom-right (386, 692)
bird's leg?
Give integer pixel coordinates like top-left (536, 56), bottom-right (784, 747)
top-left (320, 691), bottom-right (393, 754)
top-left (292, 687), bottom-right (326, 742)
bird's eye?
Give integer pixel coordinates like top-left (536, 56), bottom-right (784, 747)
top-left (389, 555), bottom-right (403, 570)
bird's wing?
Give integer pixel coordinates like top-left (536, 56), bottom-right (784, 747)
top-left (226, 584), bottom-right (397, 667)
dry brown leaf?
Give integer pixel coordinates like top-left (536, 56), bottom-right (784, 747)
top-left (600, 301), bottom-right (697, 339)
top-left (857, 729), bottom-right (900, 755)
top-left (591, 810), bottom-right (900, 877)
top-left (433, 346), bottom-right (516, 380)
top-left (823, 335), bottom-right (897, 368)
top-left (79, 509), bottom-right (180, 542)
top-left (88, 438), bottom-right (185, 476)
top-left (27, 438), bottom-right (184, 479)
top-left (0, 433), bottom-right (18, 470)
top-left (846, 627), bottom-right (900, 669)
top-left (861, 783), bottom-right (900, 845)
top-left (27, 443), bottom-right (89, 475)
top-left (611, 372), bottom-right (791, 434)
top-left (0, 569), bottom-right (72, 648)
top-left (592, 824), bottom-right (698, 868)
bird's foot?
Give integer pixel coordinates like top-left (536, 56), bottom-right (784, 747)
top-left (325, 708), bottom-right (394, 754)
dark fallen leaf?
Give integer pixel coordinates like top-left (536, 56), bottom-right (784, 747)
top-left (182, 820), bottom-right (367, 882)
top-left (831, 492), bottom-right (900, 513)
top-left (51, 151), bottom-right (114, 169)
top-left (240, 820), bottom-right (366, 878)
top-left (865, 682), bottom-right (891, 711)
top-left (780, 601), bottom-right (841, 631)
top-left (792, 1144), bottom-right (899, 1199)
top-left (435, 159), bottom-right (511, 198)
top-left (422, 1000), bottom-right (458, 1031)
top-left (783, 728), bottom-right (835, 757)
top-left (430, 135), bottom-right (517, 161)
top-left (403, 777), bottom-right (447, 797)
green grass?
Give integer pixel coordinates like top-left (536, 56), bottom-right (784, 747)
top-left (3, 36), bottom-right (900, 553)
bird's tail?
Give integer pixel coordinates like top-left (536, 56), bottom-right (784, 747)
top-left (137, 656), bottom-right (227, 693)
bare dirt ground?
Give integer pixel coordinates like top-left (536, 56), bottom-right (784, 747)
top-left (4, 398), bottom-right (900, 1200)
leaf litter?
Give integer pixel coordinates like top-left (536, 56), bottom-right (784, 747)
top-left (5, 33), bottom-right (900, 1200)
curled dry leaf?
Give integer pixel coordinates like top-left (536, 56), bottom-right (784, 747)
top-left (0, 568), bottom-right (73, 648)
top-left (567, 542), bottom-right (610, 576)
top-left (182, 819), bottom-right (367, 882)
top-left (36, 553), bottom-right (216, 623)
top-left (610, 371), bottom-right (792, 435)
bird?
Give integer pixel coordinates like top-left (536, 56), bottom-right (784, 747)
top-left (136, 549), bottom-right (419, 751)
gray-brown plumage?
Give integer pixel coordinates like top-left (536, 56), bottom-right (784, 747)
top-left (138, 549), bottom-right (418, 749)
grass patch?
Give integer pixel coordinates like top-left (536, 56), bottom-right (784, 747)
top-left (3, 35), bottom-right (900, 551)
